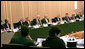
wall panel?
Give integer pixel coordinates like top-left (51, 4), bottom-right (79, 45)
top-left (1, 1), bottom-right (84, 28)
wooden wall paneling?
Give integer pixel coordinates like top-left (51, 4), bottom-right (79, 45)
top-left (69, 1), bottom-right (75, 16)
top-left (11, 1), bottom-right (17, 23)
top-left (23, 1), bottom-right (29, 18)
top-left (82, 1), bottom-right (84, 14)
top-left (43, 1), bottom-right (45, 17)
top-left (38, 1), bottom-right (45, 19)
top-left (27, 1), bottom-right (30, 19)
top-left (63, 1), bottom-right (69, 17)
top-left (5, 1), bottom-right (8, 19)
top-left (1, 1), bottom-right (7, 23)
top-left (60, 1), bottom-right (63, 17)
top-left (28, 1), bottom-right (38, 21)
top-left (54, 1), bottom-right (60, 18)
top-left (38, 1), bottom-right (42, 19)
top-left (28, 1), bottom-right (31, 21)
top-left (4, 1), bottom-right (6, 20)
top-left (2, 1), bottom-right (84, 27)
top-left (29, 1), bottom-right (34, 21)
top-left (9, 1), bottom-right (13, 27)
top-left (77, 1), bottom-right (81, 12)
top-left (21, 1), bottom-right (25, 19)
top-left (50, 1), bottom-right (56, 18)
top-left (80, 1), bottom-right (84, 14)
top-left (1, 1), bottom-right (5, 24)
top-left (15, 1), bottom-right (23, 21)
top-left (32, 1), bottom-right (38, 21)
top-left (67, 1), bottom-right (72, 16)
top-left (46, 1), bottom-right (52, 23)
top-left (71, 1), bottom-right (75, 16)
top-left (6, 1), bottom-right (12, 27)
top-left (58, 1), bottom-right (62, 21)
top-left (77, 1), bottom-right (84, 14)
top-left (44, 1), bottom-right (48, 17)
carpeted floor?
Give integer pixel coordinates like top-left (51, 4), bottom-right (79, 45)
top-left (1, 32), bottom-right (15, 47)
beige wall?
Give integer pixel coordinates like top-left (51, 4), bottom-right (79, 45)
top-left (1, 1), bottom-right (84, 28)
top-left (77, 1), bottom-right (84, 14)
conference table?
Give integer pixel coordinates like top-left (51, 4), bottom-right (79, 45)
top-left (35, 35), bottom-right (84, 48)
top-left (35, 30), bottom-right (84, 48)
top-left (1, 31), bottom-right (84, 48)
top-left (1, 19), bottom-right (84, 48)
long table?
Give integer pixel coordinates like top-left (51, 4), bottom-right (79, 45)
top-left (11, 20), bottom-right (84, 41)
top-left (35, 34), bottom-right (84, 48)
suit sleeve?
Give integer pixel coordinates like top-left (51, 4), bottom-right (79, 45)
top-left (60, 39), bottom-right (66, 48)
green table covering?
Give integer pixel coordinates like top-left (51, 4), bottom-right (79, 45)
top-left (11, 21), bottom-right (84, 41)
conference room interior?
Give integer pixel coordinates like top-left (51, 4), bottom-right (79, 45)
top-left (1, 1), bottom-right (84, 48)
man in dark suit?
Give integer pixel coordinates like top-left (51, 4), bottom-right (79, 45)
top-left (3, 19), bottom-right (11, 30)
top-left (52, 18), bottom-right (56, 23)
top-left (62, 17), bottom-right (65, 21)
top-left (54, 16), bottom-right (61, 22)
top-left (42, 27), bottom-right (66, 48)
top-left (65, 13), bottom-right (70, 22)
top-left (1, 24), bottom-right (4, 31)
top-left (31, 15), bottom-right (41, 25)
top-left (75, 12), bottom-right (83, 19)
top-left (17, 17), bottom-right (24, 28)
top-left (75, 14), bottom-right (80, 19)
top-left (10, 25), bottom-right (35, 47)
top-left (41, 16), bottom-right (49, 24)
top-left (24, 17), bottom-right (31, 26)
top-left (75, 14), bottom-right (81, 22)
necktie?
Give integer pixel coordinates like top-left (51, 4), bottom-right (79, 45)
top-left (7, 24), bottom-right (9, 29)
top-left (28, 21), bottom-right (30, 25)
top-left (21, 22), bottom-right (23, 25)
top-left (37, 19), bottom-right (39, 24)
top-left (45, 18), bottom-right (48, 23)
top-left (58, 18), bottom-right (59, 21)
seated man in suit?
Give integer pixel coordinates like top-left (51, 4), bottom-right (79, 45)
top-left (62, 17), bottom-right (65, 21)
top-left (52, 18), bottom-right (56, 23)
top-left (62, 17), bottom-right (67, 24)
top-left (3, 19), bottom-right (11, 30)
top-left (41, 16), bottom-right (49, 24)
top-left (54, 16), bottom-right (61, 22)
top-left (31, 15), bottom-right (41, 26)
top-left (75, 14), bottom-right (80, 20)
top-left (42, 27), bottom-right (66, 48)
top-left (24, 17), bottom-right (31, 26)
top-left (17, 17), bottom-right (24, 28)
top-left (10, 25), bottom-right (35, 46)
top-left (65, 13), bottom-right (70, 22)
top-left (71, 14), bottom-right (75, 20)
